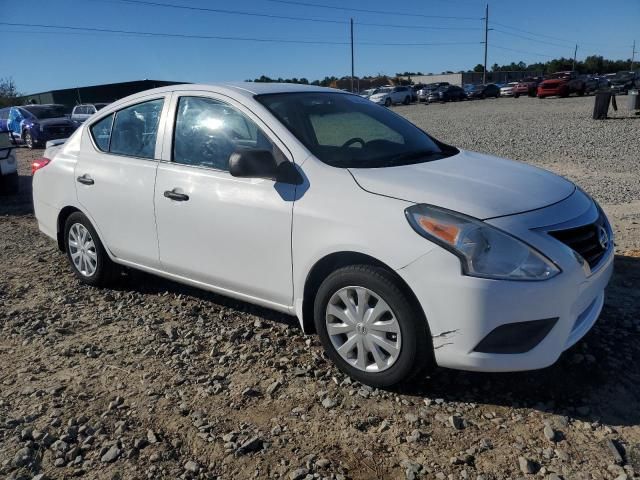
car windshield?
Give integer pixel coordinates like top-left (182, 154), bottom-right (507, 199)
top-left (23, 105), bottom-right (67, 119)
top-left (257, 92), bottom-right (455, 168)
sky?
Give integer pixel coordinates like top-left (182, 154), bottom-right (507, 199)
top-left (3, 0), bottom-right (638, 94)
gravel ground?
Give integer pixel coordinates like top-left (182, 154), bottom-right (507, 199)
top-left (1, 96), bottom-right (640, 480)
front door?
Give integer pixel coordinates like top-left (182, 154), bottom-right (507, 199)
top-left (75, 95), bottom-right (168, 267)
top-left (153, 93), bottom-right (295, 308)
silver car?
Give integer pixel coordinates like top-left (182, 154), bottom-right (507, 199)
top-left (71, 103), bottom-right (110, 124)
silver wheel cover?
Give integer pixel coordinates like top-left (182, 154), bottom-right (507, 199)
top-left (325, 286), bottom-right (402, 373)
top-left (68, 223), bottom-right (98, 277)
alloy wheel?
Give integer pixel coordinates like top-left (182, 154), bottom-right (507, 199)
top-left (325, 286), bottom-right (402, 372)
top-left (68, 223), bottom-right (98, 277)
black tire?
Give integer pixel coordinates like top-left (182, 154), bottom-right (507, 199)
top-left (514, 93), bottom-right (520, 98)
top-left (403, 96), bottom-right (410, 105)
top-left (538, 95), bottom-right (545, 99)
top-left (64, 212), bottom-right (119, 287)
top-left (384, 98), bottom-right (392, 107)
top-left (23, 130), bottom-right (35, 149)
top-left (314, 265), bottom-right (434, 387)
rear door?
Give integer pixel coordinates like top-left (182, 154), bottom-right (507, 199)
top-left (75, 94), bottom-right (170, 267)
top-left (153, 91), bottom-right (295, 307)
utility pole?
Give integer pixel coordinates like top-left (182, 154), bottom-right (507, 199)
top-left (631, 40), bottom-right (636, 71)
top-left (572, 43), bottom-right (578, 71)
top-left (483, 4), bottom-right (489, 84)
top-left (350, 18), bottom-right (355, 93)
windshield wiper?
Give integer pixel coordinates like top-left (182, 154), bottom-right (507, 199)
top-left (387, 150), bottom-right (443, 164)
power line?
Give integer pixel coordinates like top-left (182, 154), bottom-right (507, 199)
top-left (87, 0), bottom-right (482, 31)
top-left (0, 21), bottom-right (480, 46)
top-left (491, 28), bottom-right (574, 50)
top-left (489, 44), bottom-right (556, 59)
top-left (263, 0), bottom-right (481, 20)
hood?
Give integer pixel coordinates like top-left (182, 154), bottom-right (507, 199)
top-left (348, 150), bottom-right (575, 219)
top-left (370, 93), bottom-right (388, 99)
top-left (541, 79), bottom-right (566, 86)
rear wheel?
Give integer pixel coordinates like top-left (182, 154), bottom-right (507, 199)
top-left (314, 265), bottom-right (434, 387)
top-left (64, 212), bottom-right (118, 287)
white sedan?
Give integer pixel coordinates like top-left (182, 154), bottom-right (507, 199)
top-left (32, 83), bottom-right (613, 387)
top-left (500, 82), bottom-right (519, 97)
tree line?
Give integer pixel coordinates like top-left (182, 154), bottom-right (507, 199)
top-left (474, 55), bottom-right (634, 75)
top-left (249, 55), bottom-right (635, 86)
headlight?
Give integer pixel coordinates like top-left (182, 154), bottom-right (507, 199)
top-left (405, 205), bottom-right (560, 281)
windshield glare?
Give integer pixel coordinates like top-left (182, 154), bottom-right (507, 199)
top-left (256, 92), bottom-right (455, 168)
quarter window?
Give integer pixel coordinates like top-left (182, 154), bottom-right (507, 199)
top-left (90, 114), bottom-right (114, 152)
top-left (173, 96), bottom-right (277, 171)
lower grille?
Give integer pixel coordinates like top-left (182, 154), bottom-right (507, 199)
top-left (548, 214), bottom-right (609, 269)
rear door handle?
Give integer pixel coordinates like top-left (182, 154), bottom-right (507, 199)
top-left (164, 189), bottom-right (189, 201)
top-left (77, 174), bottom-right (94, 186)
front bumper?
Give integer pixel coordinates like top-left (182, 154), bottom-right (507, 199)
top-left (396, 194), bottom-right (614, 372)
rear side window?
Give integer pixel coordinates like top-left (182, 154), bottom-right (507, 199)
top-left (89, 99), bottom-right (164, 158)
top-left (110, 99), bottom-right (164, 159)
top-left (90, 114), bottom-right (114, 152)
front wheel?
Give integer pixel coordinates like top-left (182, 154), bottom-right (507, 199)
top-left (314, 265), bottom-right (434, 387)
top-left (384, 98), bottom-right (392, 107)
top-left (514, 93), bottom-right (520, 98)
top-left (403, 96), bottom-right (410, 105)
top-left (24, 130), bottom-right (35, 149)
top-left (64, 212), bottom-right (118, 287)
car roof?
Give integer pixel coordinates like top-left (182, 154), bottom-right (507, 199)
top-left (101, 82), bottom-right (342, 111)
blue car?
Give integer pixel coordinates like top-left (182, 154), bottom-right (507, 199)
top-left (1, 104), bottom-right (78, 149)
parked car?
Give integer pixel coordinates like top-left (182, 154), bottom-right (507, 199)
top-left (0, 130), bottom-right (18, 195)
top-left (537, 71), bottom-right (586, 98)
top-left (369, 86), bottom-right (412, 106)
top-left (581, 75), bottom-right (610, 94)
top-left (31, 83), bottom-right (614, 387)
top-left (466, 84), bottom-right (500, 99)
top-left (512, 78), bottom-right (541, 98)
top-left (71, 103), bottom-right (110, 124)
top-left (417, 82), bottom-right (450, 102)
top-left (407, 85), bottom-right (418, 103)
top-left (427, 85), bottom-right (466, 103)
top-left (500, 82), bottom-right (519, 97)
top-left (6, 104), bottom-right (78, 148)
top-left (359, 88), bottom-right (379, 99)
top-left (608, 71), bottom-right (638, 95)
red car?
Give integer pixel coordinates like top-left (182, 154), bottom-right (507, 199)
top-left (513, 77), bottom-right (541, 97)
top-left (537, 71), bottom-right (586, 99)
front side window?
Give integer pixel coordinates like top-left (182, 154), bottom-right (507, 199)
top-left (110, 98), bottom-right (164, 159)
top-left (173, 96), bottom-right (277, 171)
top-left (257, 92), bottom-right (455, 168)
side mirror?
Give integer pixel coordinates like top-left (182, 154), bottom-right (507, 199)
top-left (229, 149), bottom-right (278, 180)
top-left (229, 149), bottom-right (303, 185)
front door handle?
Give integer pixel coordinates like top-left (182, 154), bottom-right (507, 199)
top-left (164, 189), bottom-right (189, 201)
top-left (77, 174), bottom-right (94, 186)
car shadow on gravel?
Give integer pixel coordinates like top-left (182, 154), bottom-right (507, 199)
top-left (397, 252), bottom-right (640, 427)
top-left (0, 175), bottom-right (33, 216)
top-left (115, 268), bottom-right (301, 329)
